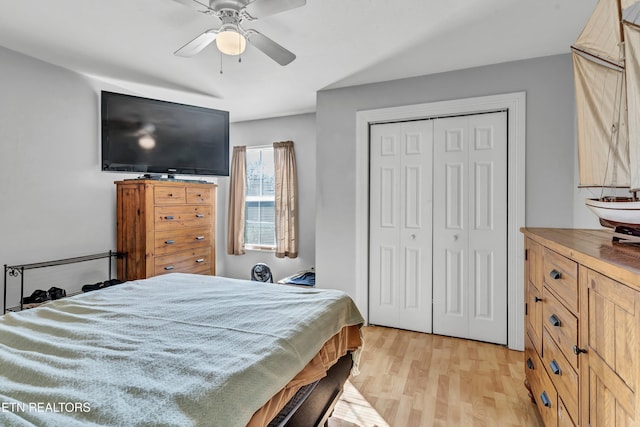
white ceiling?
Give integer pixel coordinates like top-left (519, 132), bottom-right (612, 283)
top-left (0, 0), bottom-right (596, 122)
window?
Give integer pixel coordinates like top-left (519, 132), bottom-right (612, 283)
top-left (245, 147), bottom-right (275, 249)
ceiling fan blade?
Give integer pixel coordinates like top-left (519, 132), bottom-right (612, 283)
top-left (244, 0), bottom-right (306, 19)
top-left (174, 30), bottom-right (218, 57)
top-left (245, 29), bottom-right (296, 65)
top-left (170, 0), bottom-right (213, 12)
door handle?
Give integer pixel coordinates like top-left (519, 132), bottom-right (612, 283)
top-left (549, 314), bottom-right (561, 327)
top-left (573, 345), bottom-right (587, 355)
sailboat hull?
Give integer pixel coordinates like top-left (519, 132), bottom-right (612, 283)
top-left (585, 198), bottom-right (640, 228)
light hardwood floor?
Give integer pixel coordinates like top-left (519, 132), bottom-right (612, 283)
top-left (329, 326), bottom-right (543, 427)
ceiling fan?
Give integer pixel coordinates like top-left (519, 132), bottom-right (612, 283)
top-left (172, 0), bottom-right (305, 66)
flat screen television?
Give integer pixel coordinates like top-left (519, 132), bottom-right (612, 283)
top-left (101, 91), bottom-right (229, 177)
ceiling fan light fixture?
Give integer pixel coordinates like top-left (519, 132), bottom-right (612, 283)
top-left (216, 29), bottom-right (247, 56)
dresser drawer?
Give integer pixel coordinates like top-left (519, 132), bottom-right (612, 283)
top-left (543, 287), bottom-right (579, 371)
top-left (155, 206), bottom-right (212, 230)
top-left (544, 248), bottom-right (578, 312)
top-left (154, 227), bottom-right (211, 256)
top-left (154, 186), bottom-right (186, 205)
top-left (524, 333), bottom-right (541, 393)
top-left (543, 328), bottom-right (579, 424)
top-left (154, 248), bottom-right (212, 276)
top-left (186, 187), bottom-right (212, 204)
top-left (528, 344), bottom-right (558, 427)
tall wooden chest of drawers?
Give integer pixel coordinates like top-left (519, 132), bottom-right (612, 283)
top-left (116, 179), bottom-right (217, 280)
top-left (522, 228), bottom-right (640, 427)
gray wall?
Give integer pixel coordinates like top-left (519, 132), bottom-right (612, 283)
top-left (315, 54), bottom-right (578, 302)
top-left (0, 46), bottom-right (222, 310)
top-left (0, 46), bottom-right (127, 309)
top-left (218, 114), bottom-right (317, 281)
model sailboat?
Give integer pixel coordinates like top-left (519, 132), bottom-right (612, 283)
top-left (572, 0), bottom-right (640, 241)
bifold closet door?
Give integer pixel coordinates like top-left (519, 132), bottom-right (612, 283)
top-left (369, 120), bottom-right (433, 333)
top-left (432, 112), bottom-right (507, 345)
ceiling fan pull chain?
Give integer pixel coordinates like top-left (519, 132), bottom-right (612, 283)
top-left (220, 53), bottom-right (224, 74)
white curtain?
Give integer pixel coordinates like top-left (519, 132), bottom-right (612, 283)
top-left (227, 146), bottom-right (246, 255)
top-left (273, 141), bottom-right (298, 258)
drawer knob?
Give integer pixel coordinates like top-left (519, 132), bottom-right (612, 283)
top-left (573, 345), bottom-right (587, 355)
top-left (164, 266), bottom-right (175, 271)
top-left (534, 296), bottom-right (542, 303)
top-left (195, 214), bottom-right (205, 218)
top-left (540, 391), bottom-right (551, 408)
top-left (550, 360), bottom-right (561, 376)
top-left (526, 357), bottom-right (534, 370)
top-left (549, 314), bottom-right (561, 327)
top-left (195, 259), bottom-right (205, 263)
top-left (164, 215), bottom-right (174, 220)
top-left (195, 236), bottom-right (205, 240)
top-left (549, 269), bottom-right (562, 280)
top-left (168, 193), bottom-right (173, 197)
top-left (165, 240), bottom-right (175, 245)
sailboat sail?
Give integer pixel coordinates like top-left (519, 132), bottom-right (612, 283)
top-left (572, 53), bottom-right (629, 188)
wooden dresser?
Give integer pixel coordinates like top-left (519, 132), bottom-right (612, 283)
top-left (522, 228), bottom-right (640, 427)
top-left (116, 179), bottom-right (216, 280)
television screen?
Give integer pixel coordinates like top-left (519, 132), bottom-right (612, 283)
top-left (101, 91), bottom-right (229, 176)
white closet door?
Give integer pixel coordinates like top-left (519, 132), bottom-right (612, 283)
top-left (369, 120), bottom-right (433, 333)
top-left (432, 112), bottom-right (508, 344)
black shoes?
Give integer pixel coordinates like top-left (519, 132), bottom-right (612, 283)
top-left (19, 278), bottom-right (122, 309)
top-left (22, 289), bottom-right (50, 305)
top-left (48, 286), bottom-right (66, 300)
top-left (21, 286), bottom-right (67, 308)
top-left (81, 279), bottom-right (123, 292)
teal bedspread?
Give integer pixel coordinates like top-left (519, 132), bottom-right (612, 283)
top-left (0, 273), bottom-right (363, 426)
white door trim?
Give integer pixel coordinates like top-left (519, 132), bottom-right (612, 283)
top-left (355, 92), bottom-right (526, 351)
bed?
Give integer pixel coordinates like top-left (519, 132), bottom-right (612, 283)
top-left (0, 273), bottom-right (364, 426)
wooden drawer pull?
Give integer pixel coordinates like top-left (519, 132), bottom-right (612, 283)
top-left (550, 360), bottom-right (561, 375)
top-left (164, 240), bottom-right (175, 245)
top-left (549, 314), bottom-right (561, 327)
top-left (195, 259), bottom-right (205, 263)
top-left (195, 236), bottom-right (205, 241)
top-left (526, 357), bottom-right (535, 370)
top-left (164, 215), bottom-right (174, 220)
top-left (549, 269), bottom-right (562, 280)
top-left (195, 213), bottom-right (205, 218)
top-left (573, 345), bottom-right (587, 355)
top-left (540, 391), bottom-right (551, 408)
top-left (164, 266), bottom-right (175, 271)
